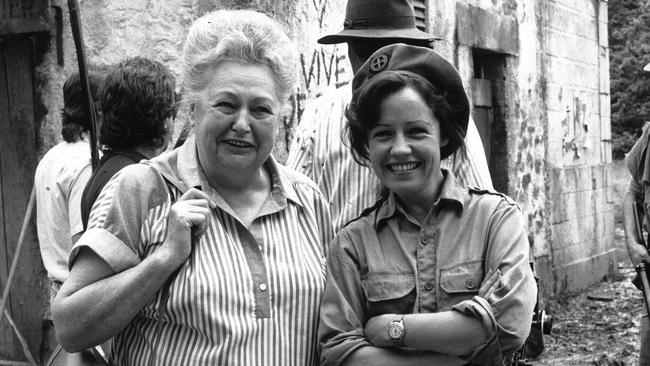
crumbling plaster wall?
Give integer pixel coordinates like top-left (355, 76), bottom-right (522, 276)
top-left (543, 0), bottom-right (615, 294)
top-left (34, 0), bottom-right (614, 296)
top-left (431, 0), bottom-right (553, 292)
top-left (36, 0), bottom-right (350, 161)
top-left (429, 0), bottom-right (614, 296)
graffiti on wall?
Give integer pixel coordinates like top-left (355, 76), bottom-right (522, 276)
top-left (562, 95), bottom-right (589, 160)
top-left (278, 0), bottom-right (351, 155)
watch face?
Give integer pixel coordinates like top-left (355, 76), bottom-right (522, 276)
top-left (388, 321), bottom-right (404, 339)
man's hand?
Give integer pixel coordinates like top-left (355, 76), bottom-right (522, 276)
top-left (628, 241), bottom-right (650, 266)
top-left (158, 188), bottom-right (212, 268)
top-left (364, 314), bottom-right (395, 348)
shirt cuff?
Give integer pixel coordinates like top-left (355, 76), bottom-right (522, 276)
top-left (452, 296), bottom-right (505, 365)
top-left (69, 228), bottom-right (140, 273)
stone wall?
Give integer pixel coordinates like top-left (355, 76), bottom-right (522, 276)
top-left (543, 0), bottom-right (616, 294)
top-left (34, 0), bottom-right (614, 298)
top-left (425, 0), bottom-right (614, 296)
top-left (36, 0), bottom-right (350, 161)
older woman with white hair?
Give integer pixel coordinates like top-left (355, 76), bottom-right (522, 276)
top-left (53, 9), bottom-right (333, 366)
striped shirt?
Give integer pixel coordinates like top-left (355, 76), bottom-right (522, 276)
top-left (287, 85), bottom-right (493, 232)
top-left (72, 135), bottom-right (333, 366)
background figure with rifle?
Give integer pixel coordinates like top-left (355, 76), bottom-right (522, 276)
top-left (34, 71), bottom-right (104, 362)
top-left (623, 61), bottom-right (650, 366)
top-left (80, 56), bottom-right (177, 230)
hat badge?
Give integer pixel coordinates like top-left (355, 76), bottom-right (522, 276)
top-left (369, 54), bottom-right (388, 72)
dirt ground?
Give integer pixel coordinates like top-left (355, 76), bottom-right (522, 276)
top-left (530, 230), bottom-right (644, 365)
top-left (526, 161), bottom-right (644, 365)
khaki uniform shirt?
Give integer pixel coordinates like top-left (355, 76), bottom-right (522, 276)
top-left (318, 171), bottom-right (536, 365)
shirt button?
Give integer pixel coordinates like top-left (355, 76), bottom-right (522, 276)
top-left (421, 236), bottom-right (429, 245)
top-left (259, 283), bottom-right (268, 292)
top-left (465, 279), bottom-right (476, 289)
top-left (424, 282), bottom-right (434, 291)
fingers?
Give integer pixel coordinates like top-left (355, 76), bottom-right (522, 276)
top-left (630, 244), bottom-right (650, 266)
top-left (180, 187), bottom-right (212, 203)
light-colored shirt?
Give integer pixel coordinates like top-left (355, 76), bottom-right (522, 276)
top-left (70, 136), bottom-right (333, 366)
top-left (318, 170), bottom-right (536, 365)
top-left (287, 85), bottom-right (493, 232)
top-left (35, 138), bottom-right (92, 283)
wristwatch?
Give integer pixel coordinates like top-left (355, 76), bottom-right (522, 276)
top-left (387, 315), bottom-right (405, 347)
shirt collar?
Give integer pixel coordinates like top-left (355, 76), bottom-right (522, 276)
top-left (175, 134), bottom-right (302, 209)
top-left (374, 169), bottom-right (465, 228)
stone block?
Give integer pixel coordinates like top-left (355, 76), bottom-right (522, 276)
top-left (599, 21), bottom-right (608, 48)
top-left (547, 1), bottom-right (597, 36)
top-left (456, 3), bottom-right (518, 55)
top-left (551, 0), bottom-right (597, 18)
top-left (545, 31), bottom-right (599, 63)
top-left (553, 248), bottom-right (617, 294)
top-left (599, 94), bottom-right (611, 120)
top-left (546, 56), bottom-right (599, 90)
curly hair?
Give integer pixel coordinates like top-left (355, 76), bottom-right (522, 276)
top-left (181, 9), bottom-right (297, 105)
top-left (98, 57), bottom-right (176, 151)
top-left (61, 72), bottom-right (104, 142)
top-left (345, 70), bottom-right (466, 167)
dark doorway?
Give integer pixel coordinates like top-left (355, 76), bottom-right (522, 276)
top-left (471, 48), bottom-right (508, 193)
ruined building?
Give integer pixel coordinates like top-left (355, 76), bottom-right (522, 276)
top-left (0, 0), bottom-right (613, 361)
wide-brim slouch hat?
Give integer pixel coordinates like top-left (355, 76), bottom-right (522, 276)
top-left (352, 43), bottom-right (469, 159)
top-left (317, 0), bottom-right (439, 44)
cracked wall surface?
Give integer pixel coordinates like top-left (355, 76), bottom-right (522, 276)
top-left (34, 0), bottom-right (614, 296)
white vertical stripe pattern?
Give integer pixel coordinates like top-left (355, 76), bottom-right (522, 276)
top-left (90, 168), bottom-right (329, 366)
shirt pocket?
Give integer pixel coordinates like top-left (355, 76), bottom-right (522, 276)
top-left (439, 260), bottom-right (483, 309)
top-left (362, 273), bottom-right (416, 318)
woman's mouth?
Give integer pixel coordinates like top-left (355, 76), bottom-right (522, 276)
top-left (388, 162), bottom-right (420, 173)
top-left (223, 139), bottom-right (254, 148)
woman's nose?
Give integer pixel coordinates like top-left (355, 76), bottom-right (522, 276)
top-left (391, 133), bottom-right (411, 156)
top-left (231, 109), bottom-right (251, 132)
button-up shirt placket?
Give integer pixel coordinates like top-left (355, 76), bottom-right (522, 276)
top-left (236, 221), bottom-right (271, 318)
top-left (417, 209), bottom-right (438, 313)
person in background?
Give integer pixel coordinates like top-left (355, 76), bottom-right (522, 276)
top-left (318, 44), bottom-right (536, 365)
top-left (53, 9), bottom-right (332, 365)
top-left (81, 56), bottom-right (176, 229)
top-left (34, 71), bottom-right (104, 360)
top-left (622, 61), bottom-right (650, 366)
top-left (287, 0), bottom-right (493, 232)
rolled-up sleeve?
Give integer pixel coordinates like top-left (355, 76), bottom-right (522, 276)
top-left (318, 230), bottom-right (371, 366)
top-left (452, 200), bottom-right (537, 365)
top-left (69, 164), bottom-right (170, 273)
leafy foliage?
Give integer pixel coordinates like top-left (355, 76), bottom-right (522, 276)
top-left (609, 0), bottom-right (650, 159)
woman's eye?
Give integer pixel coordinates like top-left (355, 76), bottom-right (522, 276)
top-left (213, 101), bottom-right (236, 113)
top-left (371, 130), bottom-right (392, 139)
top-left (252, 106), bottom-right (274, 117)
top-left (409, 127), bottom-right (428, 136)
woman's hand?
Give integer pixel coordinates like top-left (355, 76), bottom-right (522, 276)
top-left (364, 314), bottom-right (395, 348)
top-left (159, 188), bottom-right (212, 268)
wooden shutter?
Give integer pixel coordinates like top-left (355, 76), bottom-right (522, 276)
top-left (413, 0), bottom-right (427, 32)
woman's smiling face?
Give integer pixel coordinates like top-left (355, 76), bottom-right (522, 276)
top-left (368, 86), bottom-right (447, 202)
top-left (192, 60), bottom-right (280, 179)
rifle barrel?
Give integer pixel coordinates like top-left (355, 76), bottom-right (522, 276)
top-left (67, 0), bottom-right (99, 170)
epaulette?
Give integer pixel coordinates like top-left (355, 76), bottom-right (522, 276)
top-left (341, 197), bottom-right (386, 229)
top-left (468, 186), bottom-right (519, 207)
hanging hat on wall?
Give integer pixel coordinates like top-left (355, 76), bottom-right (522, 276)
top-left (317, 0), bottom-right (439, 44)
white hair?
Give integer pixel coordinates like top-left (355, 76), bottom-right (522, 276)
top-left (181, 9), bottom-right (298, 104)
